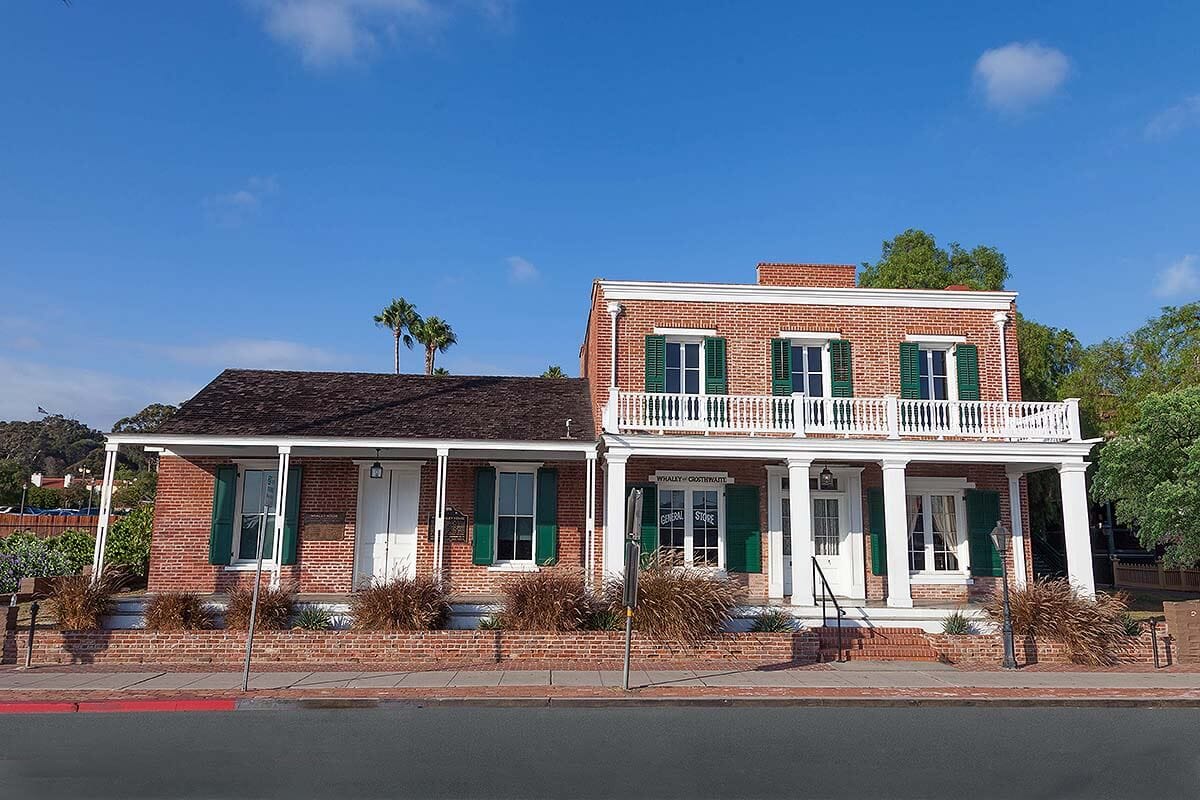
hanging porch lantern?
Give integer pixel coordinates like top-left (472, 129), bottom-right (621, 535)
top-left (369, 449), bottom-right (384, 480)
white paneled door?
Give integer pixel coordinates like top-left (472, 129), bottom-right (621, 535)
top-left (782, 492), bottom-right (852, 599)
top-left (355, 464), bottom-right (421, 586)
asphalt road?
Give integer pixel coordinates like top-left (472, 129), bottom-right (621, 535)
top-left (2, 705), bottom-right (1198, 799)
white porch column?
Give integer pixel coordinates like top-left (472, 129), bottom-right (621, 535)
top-left (787, 458), bottom-right (814, 604)
top-left (433, 448), bottom-right (449, 577)
top-left (1006, 468), bottom-right (1028, 588)
top-left (1058, 462), bottom-right (1095, 597)
top-left (881, 459), bottom-right (912, 608)
top-left (602, 452), bottom-right (629, 576)
top-left (585, 451), bottom-right (597, 589)
top-left (269, 446), bottom-right (291, 589)
top-left (90, 442), bottom-right (119, 581)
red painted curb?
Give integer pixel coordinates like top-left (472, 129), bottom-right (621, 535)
top-left (77, 699), bottom-right (239, 714)
top-left (0, 702), bottom-right (78, 714)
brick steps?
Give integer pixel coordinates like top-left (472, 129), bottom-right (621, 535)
top-left (815, 626), bottom-right (940, 662)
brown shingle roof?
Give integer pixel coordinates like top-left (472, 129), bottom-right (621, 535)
top-left (157, 370), bottom-right (595, 442)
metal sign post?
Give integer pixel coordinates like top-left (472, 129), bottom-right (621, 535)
top-left (241, 506), bottom-right (269, 693)
top-left (622, 488), bottom-right (643, 691)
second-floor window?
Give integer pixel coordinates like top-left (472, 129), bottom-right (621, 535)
top-left (918, 347), bottom-right (951, 401)
top-left (665, 340), bottom-right (702, 394)
top-left (790, 344), bottom-right (825, 397)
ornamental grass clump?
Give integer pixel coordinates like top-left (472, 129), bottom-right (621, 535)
top-left (223, 585), bottom-right (295, 631)
top-left (144, 591), bottom-right (214, 631)
top-left (604, 555), bottom-right (739, 644)
top-left (496, 570), bottom-right (593, 632)
top-left (941, 610), bottom-right (973, 636)
top-left (983, 577), bottom-right (1131, 666)
top-left (48, 569), bottom-right (125, 630)
top-left (350, 576), bottom-right (450, 631)
top-left (749, 609), bottom-right (798, 633)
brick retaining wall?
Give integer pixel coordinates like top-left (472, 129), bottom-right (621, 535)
top-left (928, 630), bottom-right (1166, 667)
top-left (2, 629), bottom-right (820, 668)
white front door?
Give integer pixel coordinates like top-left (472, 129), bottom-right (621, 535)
top-left (355, 464), bottom-right (420, 586)
top-left (781, 492), bottom-right (852, 599)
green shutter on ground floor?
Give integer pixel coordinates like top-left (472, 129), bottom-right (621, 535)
top-left (725, 485), bottom-right (761, 574)
top-left (534, 468), bottom-right (558, 566)
top-left (472, 467), bottom-right (496, 566)
top-left (280, 466), bottom-right (302, 566)
top-left (208, 465), bottom-right (237, 566)
top-left (867, 487), bottom-right (886, 576)
top-left (966, 489), bottom-right (1003, 577)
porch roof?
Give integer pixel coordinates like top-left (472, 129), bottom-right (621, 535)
top-left (154, 369), bottom-right (596, 443)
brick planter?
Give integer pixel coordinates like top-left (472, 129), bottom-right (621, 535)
top-left (2, 629), bottom-right (821, 668)
top-left (928, 630), bottom-right (1165, 667)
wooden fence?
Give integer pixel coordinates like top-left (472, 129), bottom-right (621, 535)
top-left (1113, 560), bottom-right (1200, 592)
top-left (0, 513), bottom-right (101, 538)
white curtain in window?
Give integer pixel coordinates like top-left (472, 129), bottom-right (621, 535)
top-left (930, 495), bottom-right (958, 549)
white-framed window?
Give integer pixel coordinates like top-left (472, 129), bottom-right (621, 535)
top-left (495, 467), bottom-right (537, 563)
top-left (664, 338), bottom-right (704, 395)
top-left (655, 484), bottom-right (725, 568)
top-left (907, 491), bottom-right (967, 573)
top-left (233, 464), bottom-right (278, 563)
top-left (789, 343), bottom-right (829, 397)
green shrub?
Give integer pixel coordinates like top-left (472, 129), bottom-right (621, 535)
top-left (145, 592), bottom-right (214, 631)
top-left (350, 576), bottom-right (450, 631)
top-left (583, 607), bottom-right (623, 631)
top-left (603, 555), bottom-right (739, 644)
top-left (497, 570), bottom-right (593, 632)
top-left (477, 615), bottom-right (503, 630)
top-left (1119, 612), bottom-right (1143, 637)
top-left (0, 532), bottom-right (73, 593)
top-left (293, 606), bottom-right (335, 631)
top-left (941, 610), bottom-right (973, 635)
top-left (104, 506), bottom-right (153, 576)
top-left (224, 585), bottom-right (295, 631)
top-left (50, 529), bottom-right (96, 574)
top-left (750, 609), bottom-right (798, 633)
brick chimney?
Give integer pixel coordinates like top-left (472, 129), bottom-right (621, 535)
top-left (756, 263), bottom-right (858, 289)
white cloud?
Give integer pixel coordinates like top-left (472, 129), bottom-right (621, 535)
top-left (1145, 95), bottom-right (1200, 141)
top-left (203, 175), bottom-right (279, 226)
top-left (0, 356), bottom-right (197, 430)
top-left (160, 338), bottom-right (341, 370)
top-left (505, 255), bottom-right (539, 283)
top-left (1155, 255), bottom-right (1200, 299)
top-left (973, 42), bottom-right (1070, 114)
top-left (253, 0), bottom-right (509, 67)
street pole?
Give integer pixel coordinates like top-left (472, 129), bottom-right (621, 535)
top-left (241, 506), bottom-right (269, 692)
top-left (1000, 555), bottom-right (1017, 670)
top-left (622, 489), bottom-right (643, 692)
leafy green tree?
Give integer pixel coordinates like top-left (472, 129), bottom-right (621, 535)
top-left (104, 505), bottom-right (154, 576)
top-left (374, 297), bottom-right (421, 374)
top-left (1092, 387), bottom-right (1200, 566)
top-left (858, 229), bottom-right (1009, 291)
top-left (432, 366), bottom-right (450, 376)
top-left (541, 365), bottom-right (567, 378)
top-left (1017, 314), bottom-right (1083, 404)
top-left (112, 403), bottom-right (178, 470)
top-left (112, 469), bottom-right (157, 508)
top-left (411, 316), bottom-right (457, 375)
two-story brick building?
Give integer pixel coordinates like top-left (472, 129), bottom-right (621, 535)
top-left (93, 262), bottom-right (1097, 628)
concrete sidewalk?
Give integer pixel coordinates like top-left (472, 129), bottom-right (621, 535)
top-left (2, 662), bottom-right (1199, 692)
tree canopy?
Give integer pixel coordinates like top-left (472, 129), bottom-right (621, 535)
top-left (1092, 387), bottom-right (1200, 566)
top-left (858, 228), bottom-right (1010, 291)
top-left (541, 365), bottom-right (567, 378)
top-left (1016, 314), bottom-right (1084, 403)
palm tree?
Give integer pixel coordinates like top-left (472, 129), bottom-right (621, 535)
top-left (374, 298), bottom-right (421, 375)
top-left (433, 367), bottom-right (450, 376)
top-left (412, 316), bottom-right (457, 375)
top-left (541, 365), bottom-right (567, 378)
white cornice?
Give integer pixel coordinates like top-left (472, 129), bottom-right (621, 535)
top-left (600, 280), bottom-right (1017, 311)
top-left (108, 433), bottom-right (598, 455)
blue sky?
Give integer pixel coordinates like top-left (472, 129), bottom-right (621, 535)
top-left (2, 1), bottom-right (1198, 428)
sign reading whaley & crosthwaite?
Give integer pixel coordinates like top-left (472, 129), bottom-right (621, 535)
top-left (650, 471), bottom-right (734, 485)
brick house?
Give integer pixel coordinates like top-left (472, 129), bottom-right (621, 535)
top-left (94, 263), bottom-right (1097, 628)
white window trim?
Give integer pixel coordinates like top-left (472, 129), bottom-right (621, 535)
top-left (911, 342), bottom-right (959, 401)
top-left (779, 330), bottom-right (841, 340)
top-left (663, 336), bottom-right (707, 397)
top-left (904, 334), bottom-right (967, 344)
top-left (906, 489), bottom-right (971, 577)
top-left (654, 482), bottom-right (727, 570)
top-left (228, 460), bottom-right (282, 568)
top-left (786, 338), bottom-right (833, 398)
top-left (653, 327), bottom-right (717, 337)
top-left (490, 462), bottom-right (540, 566)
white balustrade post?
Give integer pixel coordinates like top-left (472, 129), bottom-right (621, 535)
top-left (1063, 398), bottom-right (1082, 441)
top-left (791, 392), bottom-right (806, 438)
top-left (1058, 462), bottom-right (1095, 597)
top-left (602, 453), bottom-right (629, 576)
top-left (787, 458), bottom-right (814, 603)
top-left (881, 459), bottom-right (912, 608)
top-left (885, 395), bottom-right (900, 440)
top-left (1006, 468), bottom-right (1028, 589)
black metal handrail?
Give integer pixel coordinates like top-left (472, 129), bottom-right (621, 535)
top-left (812, 557), bottom-right (845, 663)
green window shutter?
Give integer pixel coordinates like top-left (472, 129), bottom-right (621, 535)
top-left (534, 468), bottom-right (558, 566)
top-left (830, 339), bottom-right (853, 398)
top-left (899, 342), bottom-right (921, 399)
top-left (966, 489), bottom-right (1003, 577)
top-left (703, 337), bottom-right (728, 394)
top-left (626, 483), bottom-right (658, 561)
top-left (955, 344), bottom-right (980, 401)
top-left (208, 465), bottom-right (237, 566)
top-left (725, 485), bottom-right (762, 574)
top-left (279, 466), bottom-right (302, 566)
top-left (770, 338), bottom-right (792, 395)
top-left (867, 487), bottom-right (887, 576)
top-left (644, 335), bottom-right (666, 393)
top-left (472, 467), bottom-right (496, 566)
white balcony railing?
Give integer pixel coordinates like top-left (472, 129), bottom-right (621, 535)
top-left (605, 389), bottom-right (1082, 442)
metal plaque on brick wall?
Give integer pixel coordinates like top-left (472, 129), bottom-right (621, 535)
top-left (426, 507), bottom-right (469, 542)
top-left (301, 512), bottom-right (346, 541)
